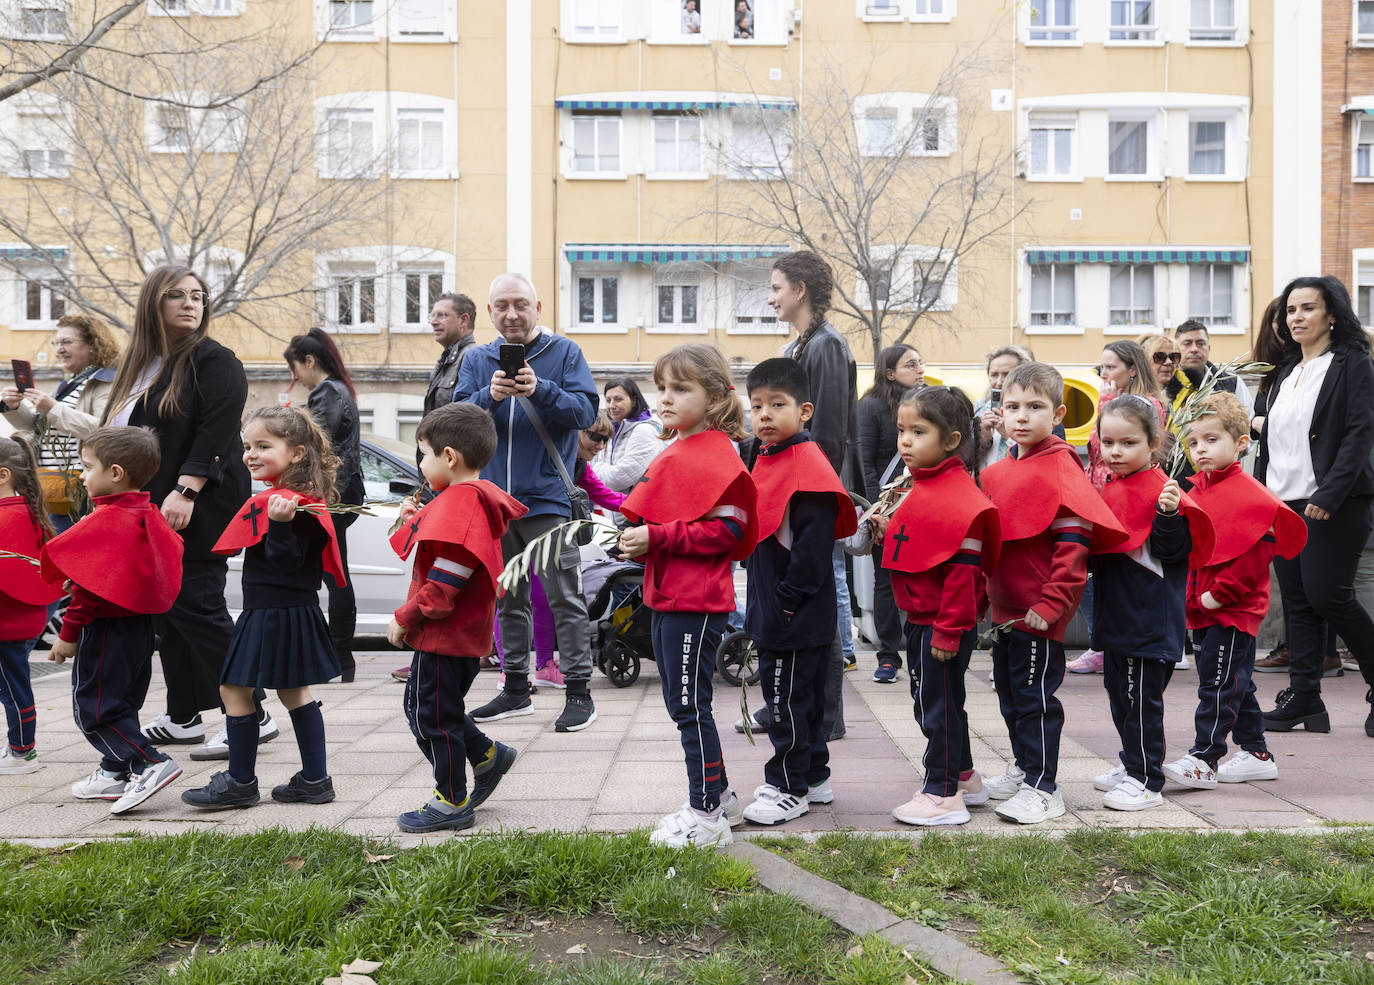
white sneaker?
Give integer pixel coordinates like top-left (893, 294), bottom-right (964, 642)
top-left (1102, 776), bottom-right (1164, 811)
top-left (140, 713), bottom-right (204, 744)
top-left (1093, 763), bottom-right (1127, 792)
top-left (1177, 654), bottom-right (1191, 670)
top-left (0, 747), bottom-right (39, 774)
top-left (892, 791), bottom-right (970, 827)
top-left (994, 784), bottom-right (1066, 824)
top-left (72, 766), bottom-right (128, 800)
top-left (189, 715), bottom-right (281, 761)
top-left (719, 789), bottom-right (744, 827)
top-left (110, 758), bottom-right (183, 815)
top-left (807, 777), bottom-right (834, 804)
top-left (957, 771), bottom-right (989, 806)
top-left (742, 784), bottom-right (810, 825)
top-left (1162, 754), bottom-right (1218, 790)
top-left (1217, 750), bottom-right (1279, 783)
top-left (984, 765), bottom-right (1026, 801)
top-left (650, 806), bottom-right (733, 848)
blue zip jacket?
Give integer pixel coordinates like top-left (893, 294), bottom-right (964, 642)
top-left (453, 330), bottom-right (598, 518)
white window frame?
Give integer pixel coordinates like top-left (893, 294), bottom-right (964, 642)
top-left (1187, 115), bottom-right (1229, 179)
top-left (392, 0), bottom-right (455, 41)
top-left (16, 0), bottom-right (64, 38)
top-left (1358, 0), bottom-right (1374, 46)
top-left (1107, 0), bottom-right (1157, 42)
top-left (1028, 0), bottom-right (1076, 43)
top-left (397, 267), bottom-right (447, 333)
top-left (570, 111), bottom-right (623, 177)
top-left (321, 107), bottom-right (376, 178)
top-left (1189, 0), bottom-right (1237, 42)
top-left (729, 107), bottom-right (790, 179)
top-left (320, 0), bottom-right (377, 39)
top-left (1106, 113), bottom-right (1153, 179)
top-left (148, 103), bottom-right (191, 153)
top-left (910, 0), bottom-right (953, 23)
top-left (568, 0), bottom-right (622, 42)
top-left (394, 107), bottom-right (446, 177)
top-left (650, 111), bottom-right (704, 177)
top-left (1027, 262), bottom-right (1078, 334)
top-left (1026, 113), bottom-right (1077, 180)
top-left (651, 271), bottom-right (705, 334)
top-left (326, 266), bottom-right (379, 333)
top-left (912, 98), bottom-right (955, 157)
top-left (913, 252), bottom-right (956, 311)
top-left (861, 106), bottom-right (900, 157)
top-left (8, 107), bottom-right (67, 178)
top-left (1187, 263), bottom-right (1236, 332)
top-left (571, 267), bottom-right (624, 333)
top-left (1107, 263), bottom-right (1156, 333)
top-left (1355, 115), bottom-right (1374, 181)
top-left (148, 0), bottom-right (188, 15)
top-left (727, 262), bottom-right (785, 335)
top-left (1355, 250), bottom-right (1374, 328)
top-left (204, 0), bottom-right (242, 16)
top-left (857, 0), bottom-right (904, 21)
top-left (10, 263), bottom-right (68, 331)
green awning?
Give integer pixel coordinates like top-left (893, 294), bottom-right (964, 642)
top-left (1026, 249), bottom-right (1249, 264)
top-left (564, 244), bottom-right (790, 263)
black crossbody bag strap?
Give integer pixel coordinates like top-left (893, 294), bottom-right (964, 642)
top-left (516, 395), bottom-right (581, 503)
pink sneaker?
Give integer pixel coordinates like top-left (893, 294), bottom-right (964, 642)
top-left (534, 663), bottom-right (566, 689)
top-left (1066, 649), bottom-right (1104, 674)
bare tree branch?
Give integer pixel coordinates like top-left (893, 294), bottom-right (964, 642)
top-left (0, 1), bottom-right (141, 103)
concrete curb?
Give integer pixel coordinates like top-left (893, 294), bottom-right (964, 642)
top-left (727, 840), bottom-right (1023, 985)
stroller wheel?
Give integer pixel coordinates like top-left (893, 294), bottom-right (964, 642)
top-left (717, 630), bottom-right (760, 687)
top-left (602, 639), bottom-right (641, 687)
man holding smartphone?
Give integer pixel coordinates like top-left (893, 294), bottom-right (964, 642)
top-left (453, 273), bottom-right (600, 733)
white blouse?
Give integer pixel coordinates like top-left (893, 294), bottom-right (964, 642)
top-left (1265, 350), bottom-right (1333, 502)
top-left (107, 357), bottom-right (162, 428)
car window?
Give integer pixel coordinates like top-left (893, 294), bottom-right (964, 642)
top-left (361, 445), bottom-right (416, 502)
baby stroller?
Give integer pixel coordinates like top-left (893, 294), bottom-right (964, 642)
top-left (584, 552), bottom-right (652, 687)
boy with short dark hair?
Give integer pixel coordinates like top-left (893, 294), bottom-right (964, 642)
top-left (741, 358), bottom-right (856, 825)
top-left (1163, 392), bottom-right (1307, 789)
top-left (40, 426), bottom-right (186, 815)
top-left (389, 403), bottom-right (528, 833)
top-left (979, 363), bottom-right (1126, 824)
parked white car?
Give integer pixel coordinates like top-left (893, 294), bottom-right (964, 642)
top-left (225, 432), bottom-right (420, 637)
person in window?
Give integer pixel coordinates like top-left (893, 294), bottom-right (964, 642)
top-left (682, 0), bottom-right (701, 33)
top-left (284, 328), bottom-right (364, 684)
top-left (734, 0), bottom-right (753, 37)
top-left (3, 314), bottom-right (120, 531)
top-left (591, 377), bottom-right (663, 493)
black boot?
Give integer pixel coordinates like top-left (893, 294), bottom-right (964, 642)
top-left (329, 607), bottom-right (357, 683)
top-left (1365, 689), bottom-right (1374, 739)
top-left (1263, 687), bottom-right (1330, 733)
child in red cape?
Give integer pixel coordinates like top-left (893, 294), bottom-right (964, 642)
top-left (0, 436), bottom-right (61, 775)
top-left (979, 362), bottom-right (1127, 824)
top-left (184, 407), bottom-right (345, 811)
top-left (1163, 393), bottom-right (1307, 789)
top-left (1089, 397), bottom-right (1216, 811)
top-left (882, 387), bottom-right (1001, 827)
top-left (388, 404), bottom-right (528, 833)
top-left (39, 427), bottom-right (184, 814)
top-left (619, 344), bottom-right (758, 848)
top-left (740, 359), bottom-right (856, 826)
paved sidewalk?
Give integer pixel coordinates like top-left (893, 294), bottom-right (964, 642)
top-left (2, 646), bottom-right (1371, 843)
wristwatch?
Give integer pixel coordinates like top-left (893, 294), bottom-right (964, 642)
top-left (173, 483), bottom-right (199, 501)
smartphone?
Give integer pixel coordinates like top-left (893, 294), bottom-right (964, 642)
top-left (11, 359), bottom-right (33, 391)
top-left (499, 343), bottom-right (526, 379)
top-left (990, 387), bottom-right (1002, 410)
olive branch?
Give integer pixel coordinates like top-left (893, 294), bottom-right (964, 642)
top-left (977, 618), bottom-right (1020, 649)
top-left (495, 519), bottom-right (600, 595)
top-left (1166, 353), bottom-right (1273, 478)
top-left (0, 550), bottom-right (40, 567)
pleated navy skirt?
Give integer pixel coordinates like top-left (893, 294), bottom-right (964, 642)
top-left (220, 605), bottom-right (341, 689)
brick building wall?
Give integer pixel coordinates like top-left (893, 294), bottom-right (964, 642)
top-left (1323, 0), bottom-right (1374, 296)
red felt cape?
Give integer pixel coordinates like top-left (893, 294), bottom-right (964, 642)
top-left (883, 458), bottom-right (1002, 574)
top-left (1099, 465), bottom-right (1216, 568)
top-left (40, 492), bottom-right (183, 613)
top-left (1, 498), bottom-right (62, 606)
top-left (212, 488), bottom-right (346, 588)
top-left (1188, 464), bottom-right (1307, 565)
top-left (752, 440), bottom-right (858, 542)
top-left (390, 480), bottom-right (527, 593)
top-left (980, 437), bottom-right (1128, 553)
top-left (620, 430), bottom-right (758, 562)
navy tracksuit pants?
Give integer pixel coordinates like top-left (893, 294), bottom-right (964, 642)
top-left (404, 651), bottom-right (494, 806)
top-left (72, 616), bottom-right (167, 775)
top-left (906, 624), bottom-right (975, 797)
top-left (651, 609), bottom-right (729, 813)
top-left (1103, 651), bottom-right (1174, 792)
top-left (0, 640), bottom-right (36, 754)
top-left (758, 643), bottom-right (829, 796)
top-left (991, 628), bottom-right (1065, 793)
top-left (1190, 625), bottom-right (1266, 766)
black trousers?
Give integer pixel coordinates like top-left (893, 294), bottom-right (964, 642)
top-left (326, 510), bottom-right (357, 613)
top-left (906, 623), bottom-right (975, 797)
top-left (870, 545), bottom-right (905, 665)
top-left (403, 651), bottom-right (491, 805)
top-left (73, 616), bottom-right (167, 774)
top-left (758, 644), bottom-right (830, 796)
top-left (1190, 625), bottom-right (1265, 765)
top-left (1103, 651), bottom-right (1173, 792)
top-left (652, 609), bottom-right (729, 813)
top-left (991, 629), bottom-right (1065, 793)
top-left (157, 558), bottom-right (235, 718)
top-left (1274, 496), bottom-right (1374, 695)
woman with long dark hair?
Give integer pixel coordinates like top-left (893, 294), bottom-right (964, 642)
top-left (284, 328), bottom-right (364, 682)
top-left (592, 376), bottom-right (662, 493)
top-left (1256, 275), bottom-right (1374, 733)
top-left (104, 264), bottom-right (261, 750)
top-left (858, 343), bottom-right (924, 682)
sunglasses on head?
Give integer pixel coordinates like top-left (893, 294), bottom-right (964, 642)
top-left (1151, 351), bottom-right (1181, 365)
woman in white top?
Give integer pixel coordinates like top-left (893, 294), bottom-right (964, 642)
top-left (1255, 275), bottom-right (1374, 733)
top-left (592, 377), bottom-right (663, 493)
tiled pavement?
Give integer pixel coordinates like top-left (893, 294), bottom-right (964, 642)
top-left (3, 645), bottom-right (1372, 844)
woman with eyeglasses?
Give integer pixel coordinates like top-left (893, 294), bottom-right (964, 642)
top-left (103, 265), bottom-right (257, 752)
top-left (3, 314), bottom-right (121, 530)
top-left (592, 377), bottom-right (663, 493)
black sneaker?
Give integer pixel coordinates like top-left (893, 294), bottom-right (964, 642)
top-left (470, 690), bottom-right (534, 723)
top-left (555, 692), bottom-right (597, 732)
top-left (181, 771), bottom-right (260, 810)
top-left (272, 771), bottom-right (336, 804)
top-left (1262, 688), bottom-right (1330, 733)
top-left (1365, 689), bottom-right (1374, 739)
top-left (469, 742), bottom-right (517, 809)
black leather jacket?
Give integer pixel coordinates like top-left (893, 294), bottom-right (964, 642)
top-left (308, 378), bottom-right (364, 505)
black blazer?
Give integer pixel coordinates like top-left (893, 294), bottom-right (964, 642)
top-left (1255, 346), bottom-right (1374, 514)
top-left (308, 378), bottom-right (363, 505)
top-left (857, 393), bottom-right (899, 502)
top-left (128, 338), bottom-right (251, 561)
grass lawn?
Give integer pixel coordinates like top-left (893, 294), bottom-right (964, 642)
top-left (764, 828), bottom-right (1374, 985)
top-left (0, 829), bottom-right (938, 985)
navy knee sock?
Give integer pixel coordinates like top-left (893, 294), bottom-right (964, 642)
top-left (289, 702), bottom-right (328, 782)
top-left (225, 714), bottom-right (258, 784)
